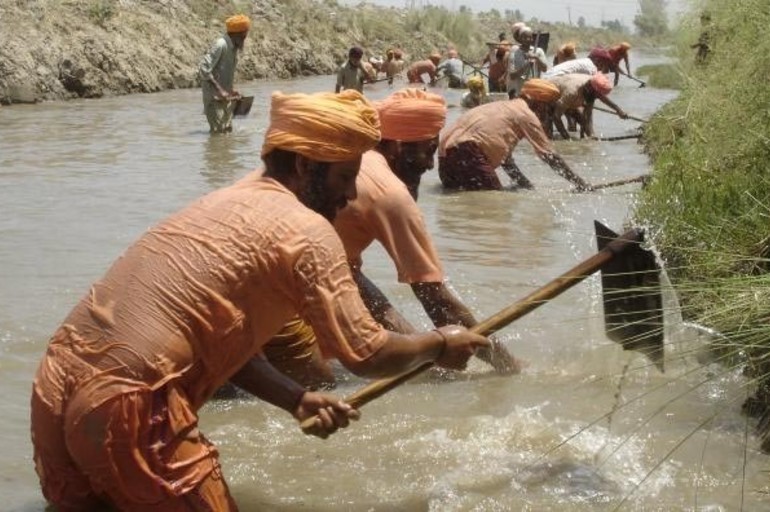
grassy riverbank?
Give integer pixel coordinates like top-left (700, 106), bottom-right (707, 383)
top-left (636, 0), bottom-right (770, 444)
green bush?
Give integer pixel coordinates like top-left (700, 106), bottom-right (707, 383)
top-left (635, 0), bottom-right (770, 409)
top-left (88, 0), bottom-right (116, 27)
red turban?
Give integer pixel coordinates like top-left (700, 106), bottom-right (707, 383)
top-left (589, 47), bottom-right (612, 64)
top-left (375, 88), bottom-right (447, 142)
top-left (590, 73), bottom-right (613, 97)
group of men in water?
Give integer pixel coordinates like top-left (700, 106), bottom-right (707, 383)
top-left (30, 13), bottom-right (647, 510)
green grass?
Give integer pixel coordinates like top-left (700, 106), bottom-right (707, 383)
top-left (636, 0), bottom-right (770, 433)
top-left (635, 64), bottom-right (683, 89)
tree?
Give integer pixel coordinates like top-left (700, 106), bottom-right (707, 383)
top-left (601, 19), bottom-right (628, 33)
top-left (633, 0), bottom-right (669, 37)
top-left (577, 16), bottom-right (586, 28)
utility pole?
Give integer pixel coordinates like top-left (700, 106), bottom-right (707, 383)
top-left (567, 5), bottom-right (572, 25)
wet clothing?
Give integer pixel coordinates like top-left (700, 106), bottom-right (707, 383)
top-left (336, 61), bottom-right (366, 92)
top-left (407, 60), bottom-right (438, 84)
top-left (438, 141), bottom-right (503, 190)
top-left (31, 177), bottom-right (387, 510)
top-left (437, 57), bottom-right (465, 88)
top-left (488, 56), bottom-right (508, 92)
top-left (334, 151), bottom-right (443, 283)
top-left (548, 74), bottom-right (593, 113)
top-left (506, 46), bottom-right (548, 96)
top-left (199, 34), bottom-right (239, 133)
top-left (263, 151), bottom-right (444, 367)
top-left (608, 46), bottom-right (629, 71)
top-left (461, 91), bottom-right (487, 109)
top-left (385, 58), bottom-right (406, 79)
top-left (438, 98), bottom-right (553, 191)
top-left (543, 57), bottom-right (598, 78)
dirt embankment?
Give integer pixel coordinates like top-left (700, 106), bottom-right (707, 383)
top-left (0, 0), bottom-right (464, 105)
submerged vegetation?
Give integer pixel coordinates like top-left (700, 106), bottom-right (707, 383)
top-left (636, 0), bottom-right (770, 446)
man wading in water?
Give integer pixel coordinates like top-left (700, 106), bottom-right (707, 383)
top-left (438, 79), bottom-right (592, 191)
top-left (198, 14), bottom-right (250, 134)
top-left (258, 88), bottom-right (520, 389)
top-left (30, 90), bottom-right (489, 511)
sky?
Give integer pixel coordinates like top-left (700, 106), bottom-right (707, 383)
top-left (340, 0), bottom-right (688, 29)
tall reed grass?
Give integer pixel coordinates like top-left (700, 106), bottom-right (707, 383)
top-left (636, 0), bottom-right (770, 442)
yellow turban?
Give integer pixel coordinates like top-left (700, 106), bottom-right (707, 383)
top-left (374, 88), bottom-right (446, 142)
top-left (225, 14), bottom-right (251, 33)
top-left (520, 79), bottom-right (561, 103)
top-left (466, 75), bottom-right (486, 94)
top-left (261, 90), bottom-right (381, 162)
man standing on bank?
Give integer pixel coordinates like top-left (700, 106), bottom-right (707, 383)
top-left (30, 90), bottom-right (488, 511)
top-left (199, 14), bottom-right (251, 134)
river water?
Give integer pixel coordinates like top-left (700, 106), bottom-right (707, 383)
top-left (2, 51), bottom-right (768, 511)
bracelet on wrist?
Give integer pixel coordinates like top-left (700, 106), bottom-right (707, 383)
top-left (432, 328), bottom-right (448, 360)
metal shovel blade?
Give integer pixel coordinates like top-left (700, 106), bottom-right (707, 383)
top-left (233, 95), bottom-right (254, 117)
top-left (596, 221), bottom-right (665, 371)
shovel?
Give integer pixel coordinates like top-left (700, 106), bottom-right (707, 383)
top-left (232, 95), bottom-right (254, 117)
top-left (593, 105), bottom-right (648, 123)
top-left (300, 221), bottom-right (664, 433)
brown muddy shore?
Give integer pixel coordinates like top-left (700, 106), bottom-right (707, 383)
top-left (0, 0), bottom-right (468, 105)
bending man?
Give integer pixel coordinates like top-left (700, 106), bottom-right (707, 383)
top-left (262, 89), bottom-right (519, 388)
top-left (30, 90), bottom-right (488, 511)
top-left (547, 73), bottom-right (628, 140)
top-left (438, 79), bottom-right (592, 191)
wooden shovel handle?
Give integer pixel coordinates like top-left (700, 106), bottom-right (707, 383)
top-left (593, 105), bottom-right (648, 123)
top-left (300, 228), bottom-right (644, 433)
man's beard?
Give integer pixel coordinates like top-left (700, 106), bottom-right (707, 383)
top-left (394, 154), bottom-right (428, 201)
top-left (299, 166), bottom-right (345, 222)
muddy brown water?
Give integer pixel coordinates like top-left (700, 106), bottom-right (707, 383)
top-left (2, 52), bottom-right (768, 510)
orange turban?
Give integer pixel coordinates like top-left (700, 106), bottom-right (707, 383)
top-left (225, 14), bottom-right (251, 33)
top-left (261, 90), bottom-right (381, 162)
top-left (520, 79), bottom-right (561, 103)
top-left (375, 88), bottom-right (446, 142)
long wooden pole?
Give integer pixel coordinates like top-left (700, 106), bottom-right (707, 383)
top-left (620, 70), bottom-right (647, 87)
top-left (300, 228), bottom-right (644, 433)
top-left (597, 134), bottom-right (642, 142)
top-left (590, 174), bottom-right (648, 190)
top-left (594, 105), bottom-right (648, 123)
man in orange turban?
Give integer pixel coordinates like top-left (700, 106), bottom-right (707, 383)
top-left (406, 52), bottom-right (441, 85)
top-left (198, 14), bottom-right (251, 133)
top-left (438, 79), bottom-right (592, 191)
top-left (608, 41), bottom-right (633, 85)
top-left (30, 89), bottom-right (490, 510)
top-left (545, 73), bottom-right (628, 140)
top-left (553, 42), bottom-right (577, 66)
top-left (259, 89), bottom-right (518, 388)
